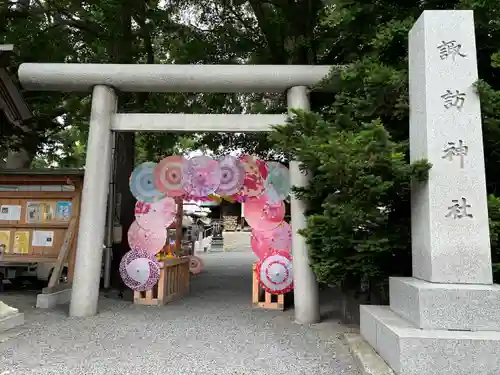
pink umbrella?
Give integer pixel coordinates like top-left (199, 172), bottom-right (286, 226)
top-left (252, 221), bottom-right (292, 257)
top-left (127, 220), bottom-right (166, 256)
top-left (119, 249), bottom-right (160, 292)
top-left (244, 194), bottom-right (285, 231)
top-left (154, 155), bottom-right (187, 197)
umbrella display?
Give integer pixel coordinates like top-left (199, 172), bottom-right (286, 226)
top-left (128, 220), bottom-right (166, 255)
top-left (239, 154), bottom-right (265, 198)
top-left (134, 197), bottom-right (177, 216)
top-left (244, 195), bottom-right (285, 231)
top-left (216, 155), bottom-right (245, 196)
top-left (256, 250), bottom-right (294, 295)
top-left (250, 230), bottom-right (269, 260)
top-left (154, 155), bottom-right (187, 197)
top-left (134, 201), bottom-right (151, 217)
top-left (265, 162), bottom-right (291, 204)
top-left (188, 255), bottom-right (204, 275)
top-left (182, 155), bottom-right (221, 197)
top-left (251, 222), bottom-right (292, 259)
top-left (130, 162), bottom-right (165, 203)
top-left (268, 221), bottom-right (292, 253)
top-left (136, 211), bottom-right (169, 231)
top-left (134, 197), bottom-right (177, 228)
top-left (256, 158), bottom-right (269, 180)
top-left (128, 153), bottom-right (294, 300)
top-left (119, 249), bottom-right (160, 291)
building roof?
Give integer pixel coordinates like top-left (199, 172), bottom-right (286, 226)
top-left (0, 45), bottom-right (32, 128)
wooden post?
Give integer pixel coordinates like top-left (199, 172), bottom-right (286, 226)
top-left (46, 217), bottom-right (77, 290)
top-left (68, 178), bottom-right (82, 282)
top-left (175, 198), bottom-right (183, 253)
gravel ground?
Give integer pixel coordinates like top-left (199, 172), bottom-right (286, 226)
top-left (0, 249), bottom-right (360, 375)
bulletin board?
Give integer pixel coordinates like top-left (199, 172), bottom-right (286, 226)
top-left (0, 170), bottom-right (84, 282)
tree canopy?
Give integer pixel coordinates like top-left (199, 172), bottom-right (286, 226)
top-left (2, 0), bottom-right (500, 292)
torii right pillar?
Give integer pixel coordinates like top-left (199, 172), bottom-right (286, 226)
top-left (360, 10), bottom-right (500, 375)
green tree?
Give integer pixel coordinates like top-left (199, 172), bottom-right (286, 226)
top-left (271, 0), bottom-right (500, 298)
top-left (1, 0), bottom-right (75, 167)
top-left (272, 112), bottom-right (430, 296)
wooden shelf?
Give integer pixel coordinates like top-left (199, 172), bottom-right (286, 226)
top-left (0, 191), bottom-right (76, 199)
top-left (2, 256), bottom-right (57, 263)
top-left (0, 222), bottom-right (70, 229)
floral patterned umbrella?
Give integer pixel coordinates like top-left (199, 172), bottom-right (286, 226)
top-left (238, 154), bottom-right (265, 198)
top-left (216, 155), bottom-right (245, 196)
top-left (134, 197), bottom-right (177, 228)
top-left (119, 249), bottom-right (160, 292)
top-left (264, 162), bottom-right (291, 204)
top-left (182, 155), bottom-right (221, 197)
top-left (128, 220), bottom-right (166, 256)
top-left (244, 194), bottom-right (285, 231)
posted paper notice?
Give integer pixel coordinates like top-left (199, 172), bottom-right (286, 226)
top-left (56, 201), bottom-right (72, 221)
top-left (13, 231), bottom-right (29, 254)
top-left (0, 231), bottom-right (10, 257)
top-left (32, 231), bottom-right (54, 247)
top-left (0, 205), bottom-right (21, 221)
top-left (26, 202), bottom-right (55, 223)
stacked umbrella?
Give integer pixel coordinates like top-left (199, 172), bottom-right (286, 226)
top-left (243, 161), bottom-right (294, 296)
top-left (120, 153), bottom-right (294, 295)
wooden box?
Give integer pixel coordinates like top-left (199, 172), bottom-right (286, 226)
top-left (252, 263), bottom-right (286, 310)
top-left (134, 257), bottom-right (190, 306)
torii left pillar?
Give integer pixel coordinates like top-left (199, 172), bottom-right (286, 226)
top-left (69, 85), bottom-right (116, 317)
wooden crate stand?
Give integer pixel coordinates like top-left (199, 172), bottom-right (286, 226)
top-left (134, 257), bottom-right (190, 306)
top-left (252, 263), bottom-right (286, 310)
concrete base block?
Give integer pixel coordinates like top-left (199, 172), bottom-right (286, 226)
top-left (36, 288), bottom-right (72, 309)
top-left (344, 333), bottom-right (395, 375)
top-left (389, 277), bottom-right (500, 331)
top-left (0, 312), bottom-right (24, 332)
top-left (360, 305), bottom-right (500, 375)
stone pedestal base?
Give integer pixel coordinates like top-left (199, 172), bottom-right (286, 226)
top-left (360, 305), bottom-right (500, 375)
top-left (209, 237), bottom-right (224, 252)
top-left (36, 288), bottom-right (72, 309)
top-left (0, 301), bottom-right (24, 333)
top-left (0, 312), bottom-right (24, 333)
top-left (389, 277), bottom-right (500, 331)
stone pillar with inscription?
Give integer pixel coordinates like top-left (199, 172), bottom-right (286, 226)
top-left (360, 10), bottom-right (500, 375)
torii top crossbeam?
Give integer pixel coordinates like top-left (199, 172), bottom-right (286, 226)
top-left (18, 64), bottom-right (332, 93)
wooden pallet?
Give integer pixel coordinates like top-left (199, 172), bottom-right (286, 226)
top-left (134, 257), bottom-right (190, 306)
top-left (252, 263), bottom-right (285, 310)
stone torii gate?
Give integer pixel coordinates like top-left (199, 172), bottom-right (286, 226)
top-left (18, 63), bottom-right (331, 324)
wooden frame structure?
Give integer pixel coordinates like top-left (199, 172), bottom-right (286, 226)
top-left (133, 198), bottom-right (191, 306)
top-left (252, 263), bottom-right (286, 310)
top-left (133, 258), bottom-right (190, 306)
top-left (0, 169), bottom-right (84, 285)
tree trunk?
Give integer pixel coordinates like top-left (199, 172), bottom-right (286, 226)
top-left (108, 0), bottom-right (138, 290)
top-left (110, 132), bottom-right (136, 290)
